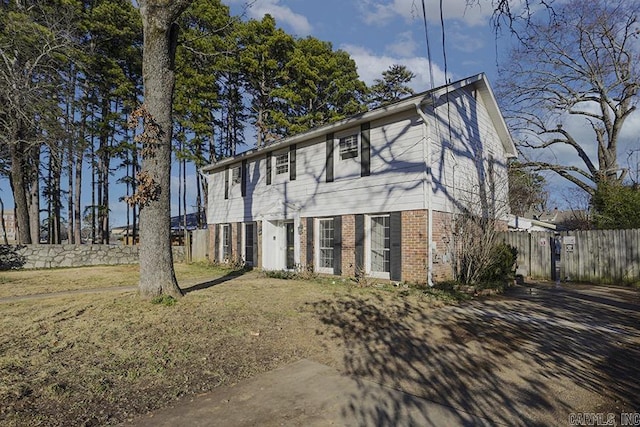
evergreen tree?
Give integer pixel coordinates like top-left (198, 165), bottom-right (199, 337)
top-left (238, 15), bottom-right (294, 146)
top-left (367, 64), bottom-right (416, 108)
top-left (283, 37), bottom-right (367, 134)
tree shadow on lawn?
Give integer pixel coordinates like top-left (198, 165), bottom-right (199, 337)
top-left (308, 284), bottom-right (640, 426)
top-left (182, 268), bottom-right (251, 294)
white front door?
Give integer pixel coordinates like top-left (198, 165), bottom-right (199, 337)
top-left (262, 220), bottom-right (297, 270)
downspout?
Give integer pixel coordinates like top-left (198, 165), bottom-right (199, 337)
top-left (415, 103), bottom-right (434, 287)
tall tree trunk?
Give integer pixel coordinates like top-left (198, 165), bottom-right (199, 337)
top-left (28, 145), bottom-right (40, 245)
top-left (66, 67), bottom-right (76, 244)
top-left (91, 131), bottom-right (96, 244)
top-left (74, 106), bottom-right (86, 245)
top-left (0, 198), bottom-right (8, 245)
top-left (8, 136), bottom-right (31, 244)
top-left (137, 0), bottom-right (192, 298)
top-left (74, 146), bottom-right (83, 244)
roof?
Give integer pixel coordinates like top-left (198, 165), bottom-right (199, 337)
top-left (202, 73), bottom-right (516, 173)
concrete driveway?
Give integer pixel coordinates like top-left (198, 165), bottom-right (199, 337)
top-left (127, 282), bottom-right (640, 426)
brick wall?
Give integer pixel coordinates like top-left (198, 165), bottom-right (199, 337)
top-left (208, 224), bottom-right (216, 263)
top-left (341, 214), bottom-right (356, 277)
top-left (401, 210), bottom-right (428, 283)
top-left (431, 211), bottom-right (455, 281)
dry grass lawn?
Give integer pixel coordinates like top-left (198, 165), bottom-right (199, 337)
top-left (0, 263), bottom-right (443, 426)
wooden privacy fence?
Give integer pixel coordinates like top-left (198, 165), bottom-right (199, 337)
top-left (498, 229), bottom-right (640, 285)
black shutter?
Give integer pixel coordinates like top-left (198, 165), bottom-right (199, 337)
top-left (361, 122), bottom-right (371, 177)
top-left (390, 211), bottom-right (402, 281)
top-left (241, 160), bottom-right (247, 197)
top-left (237, 223), bottom-right (242, 260)
top-left (306, 217), bottom-right (314, 266)
top-left (224, 167), bottom-right (229, 199)
top-left (355, 214), bottom-right (364, 276)
top-left (333, 215), bottom-right (342, 275)
top-left (326, 133), bottom-right (334, 182)
top-left (266, 152), bottom-right (272, 185)
top-left (289, 144), bottom-right (297, 181)
top-left (214, 225), bottom-right (220, 263)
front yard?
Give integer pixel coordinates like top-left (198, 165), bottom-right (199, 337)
top-left (0, 264), bottom-right (440, 426)
top-left (1, 264), bottom-right (639, 426)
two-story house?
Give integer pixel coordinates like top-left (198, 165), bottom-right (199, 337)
top-left (203, 73), bottom-right (516, 284)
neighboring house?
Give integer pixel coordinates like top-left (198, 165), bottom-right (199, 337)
top-left (508, 214), bottom-right (557, 232)
top-left (1, 209), bottom-right (16, 244)
top-left (203, 74), bottom-right (516, 284)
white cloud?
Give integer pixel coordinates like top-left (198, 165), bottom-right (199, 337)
top-left (448, 22), bottom-right (486, 53)
top-left (342, 43), bottom-right (447, 92)
top-left (239, 0), bottom-right (313, 35)
top-left (384, 31), bottom-right (418, 57)
top-left (358, 0), bottom-right (494, 27)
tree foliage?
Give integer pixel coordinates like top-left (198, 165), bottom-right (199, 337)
top-left (591, 183), bottom-right (640, 229)
top-left (367, 64), bottom-right (416, 109)
top-left (499, 0), bottom-right (640, 196)
top-left (508, 160), bottom-right (547, 216)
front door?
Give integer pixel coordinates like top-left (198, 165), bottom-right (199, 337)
top-left (285, 222), bottom-right (295, 269)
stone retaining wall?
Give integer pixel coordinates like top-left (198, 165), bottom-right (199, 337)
top-left (0, 244), bottom-right (185, 270)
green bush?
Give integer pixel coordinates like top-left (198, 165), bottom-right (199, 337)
top-left (479, 243), bottom-right (518, 284)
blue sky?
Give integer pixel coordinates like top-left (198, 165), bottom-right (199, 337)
top-left (229, 0), bottom-right (505, 90)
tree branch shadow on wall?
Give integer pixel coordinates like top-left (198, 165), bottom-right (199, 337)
top-left (0, 245), bottom-right (26, 270)
top-left (307, 285), bottom-right (640, 425)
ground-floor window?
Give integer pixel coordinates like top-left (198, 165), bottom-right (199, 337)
top-left (221, 223), bottom-right (230, 261)
top-left (370, 214), bottom-right (390, 275)
top-left (318, 218), bottom-right (334, 272)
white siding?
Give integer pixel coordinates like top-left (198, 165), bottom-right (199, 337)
top-left (429, 86), bottom-right (510, 216)
top-left (206, 82), bottom-right (511, 225)
top-left (208, 109), bottom-right (427, 223)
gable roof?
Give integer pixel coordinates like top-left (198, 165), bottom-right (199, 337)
top-left (202, 73), bottom-right (516, 173)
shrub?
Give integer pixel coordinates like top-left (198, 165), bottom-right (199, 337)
top-left (479, 243), bottom-right (518, 283)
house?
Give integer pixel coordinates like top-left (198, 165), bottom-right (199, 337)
top-left (203, 74), bottom-right (516, 284)
top-left (1, 209), bottom-right (16, 244)
top-left (507, 214), bottom-right (557, 232)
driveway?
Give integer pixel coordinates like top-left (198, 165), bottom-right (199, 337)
top-left (127, 281), bottom-right (640, 426)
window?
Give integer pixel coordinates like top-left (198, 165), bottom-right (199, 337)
top-left (318, 218), bottom-right (334, 270)
top-left (275, 153), bottom-right (289, 175)
top-left (339, 134), bottom-right (358, 159)
top-left (232, 166), bottom-right (241, 184)
top-left (221, 224), bottom-right (230, 261)
top-left (370, 215), bottom-right (390, 273)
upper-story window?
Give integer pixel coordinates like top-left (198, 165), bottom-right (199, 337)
top-left (275, 152), bottom-right (289, 175)
top-left (231, 166), bottom-right (241, 184)
top-left (339, 134), bottom-right (358, 160)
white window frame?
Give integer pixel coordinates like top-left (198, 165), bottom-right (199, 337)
top-left (365, 214), bottom-right (390, 279)
top-left (275, 152), bottom-right (289, 175)
top-left (315, 218), bottom-right (335, 274)
top-left (231, 166), bottom-right (241, 184)
top-left (220, 224), bottom-right (230, 262)
top-left (339, 134), bottom-right (359, 160)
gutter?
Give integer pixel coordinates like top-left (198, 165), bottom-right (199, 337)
top-left (415, 103), bottom-right (434, 287)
